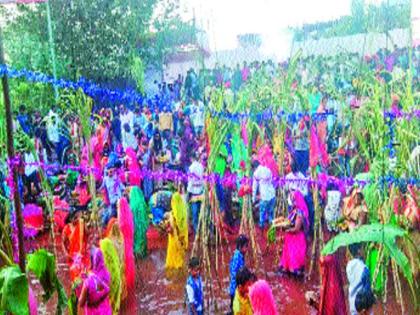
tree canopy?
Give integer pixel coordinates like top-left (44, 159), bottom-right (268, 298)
top-left (291, 0), bottom-right (411, 41)
top-left (1, 0), bottom-right (197, 85)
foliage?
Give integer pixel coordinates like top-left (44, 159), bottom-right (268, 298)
top-left (1, 0), bottom-right (197, 84)
top-left (0, 249), bottom-right (67, 315)
top-left (130, 56), bottom-right (145, 94)
top-left (321, 223), bottom-right (418, 302)
top-left (151, 15), bottom-right (198, 71)
top-left (0, 265), bottom-right (29, 315)
top-left (26, 249), bottom-right (68, 314)
top-left (292, 0), bottom-right (411, 41)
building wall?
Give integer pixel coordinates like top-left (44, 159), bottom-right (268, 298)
top-left (163, 59), bottom-right (202, 83)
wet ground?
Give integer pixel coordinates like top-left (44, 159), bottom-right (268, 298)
top-left (29, 229), bottom-right (416, 314)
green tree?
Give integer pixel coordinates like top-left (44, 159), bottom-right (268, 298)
top-left (1, 0), bottom-right (196, 84)
top-left (351, 0), bottom-right (366, 33)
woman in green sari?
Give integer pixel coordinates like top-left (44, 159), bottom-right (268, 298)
top-left (129, 186), bottom-right (149, 258)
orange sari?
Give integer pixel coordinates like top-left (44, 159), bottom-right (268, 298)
top-left (62, 218), bottom-right (88, 281)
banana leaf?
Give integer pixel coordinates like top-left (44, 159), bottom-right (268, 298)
top-left (322, 223), bottom-right (413, 287)
top-left (26, 249), bottom-right (67, 315)
top-left (0, 265), bottom-right (29, 315)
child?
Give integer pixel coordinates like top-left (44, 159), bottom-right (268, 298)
top-left (229, 235), bottom-right (249, 312)
top-left (355, 287), bottom-right (375, 315)
top-left (185, 257), bottom-right (204, 315)
top-left (233, 267), bottom-right (255, 315)
top-left (347, 243), bottom-right (374, 315)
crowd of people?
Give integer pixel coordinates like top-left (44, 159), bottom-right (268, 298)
top-left (0, 43), bottom-right (419, 315)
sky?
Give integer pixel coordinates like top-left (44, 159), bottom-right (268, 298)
top-left (181, 0), bottom-right (352, 58)
top-left (180, 0), bottom-right (394, 59)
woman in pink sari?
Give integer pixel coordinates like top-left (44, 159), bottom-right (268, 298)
top-left (78, 247), bottom-right (112, 315)
top-left (118, 197), bottom-right (135, 292)
top-left (279, 191), bottom-right (309, 277)
top-left (125, 147), bottom-right (141, 186)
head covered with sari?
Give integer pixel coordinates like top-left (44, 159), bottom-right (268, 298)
top-left (125, 148), bottom-right (141, 186)
top-left (90, 247), bottom-right (110, 285)
top-left (249, 280), bottom-right (278, 315)
top-left (292, 191), bottom-right (309, 218)
top-left (129, 186), bottom-right (149, 258)
top-left (104, 218), bottom-right (127, 302)
top-left (100, 238), bottom-right (122, 315)
top-left (171, 192), bottom-right (188, 249)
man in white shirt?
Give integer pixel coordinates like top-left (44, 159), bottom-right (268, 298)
top-left (119, 105), bottom-right (134, 130)
top-left (285, 162), bottom-right (308, 197)
top-left (252, 161), bottom-right (276, 229)
top-left (187, 154), bottom-right (204, 233)
top-left (23, 151), bottom-right (40, 195)
top-left (346, 243), bottom-right (374, 315)
top-left (46, 111), bottom-right (60, 145)
top-left (191, 99), bottom-right (205, 137)
top-left (121, 123), bottom-right (138, 151)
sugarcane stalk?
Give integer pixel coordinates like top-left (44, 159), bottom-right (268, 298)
top-left (371, 245), bottom-right (385, 292)
top-left (395, 260), bottom-right (405, 315)
top-left (308, 168), bottom-right (319, 278)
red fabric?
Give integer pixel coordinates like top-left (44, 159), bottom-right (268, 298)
top-left (54, 210), bottom-right (68, 231)
top-left (319, 254), bottom-right (348, 315)
top-left (23, 204), bottom-right (43, 236)
top-left (238, 184), bottom-right (252, 197)
top-left (310, 125), bottom-right (329, 168)
top-left (125, 148), bottom-right (141, 186)
top-left (62, 219), bottom-right (88, 281)
top-left (310, 125), bottom-right (319, 168)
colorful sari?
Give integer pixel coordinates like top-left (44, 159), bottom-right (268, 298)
top-left (118, 198), bottom-right (135, 292)
top-left (280, 191), bottom-right (309, 272)
top-left (29, 286), bottom-right (38, 315)
top-left (319, 254), bottom-right (347, 315)
top-left (249, 280), bottom-right (277, 315)
top-left (125, 148), bottom-right (141, 186)
top-left (106, 219), bottom-right (127, 302)
top-left (129, 187), bottom-right (149, 258)
top-left (100, 238), bottom-right (122, 315)
top-left (82, 248), bottom-right (112, 315)
top-left (62, 218), bottom-right (88, 281)
top-left (233, 289), bottom-right (253, 315)
top-left (165, 192), bottom-right (189, 270)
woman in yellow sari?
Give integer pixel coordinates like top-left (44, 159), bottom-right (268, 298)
top-left (165, 192), bottom-right (189, 270)
top-left (106, 218), bottom-right (127, 302)
top-left (99, 237), bottom-right (122, 315)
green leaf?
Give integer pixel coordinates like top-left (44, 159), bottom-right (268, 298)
top-left (0, 265), bottom-right (29, 315)
top-left (321, 224), bottom-right (415, 288)
top-left (26, 249), bottom-right (67, 314)
top-left (322, 223), bottom-right (406, 255)
top-left (267, 226), bottom-right (276, 244)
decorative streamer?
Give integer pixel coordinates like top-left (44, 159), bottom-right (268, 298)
top-left (6, 158), bottom-right (420, 190)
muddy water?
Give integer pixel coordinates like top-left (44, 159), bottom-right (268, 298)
top-left (31, 230), bottom-right (415, 315)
